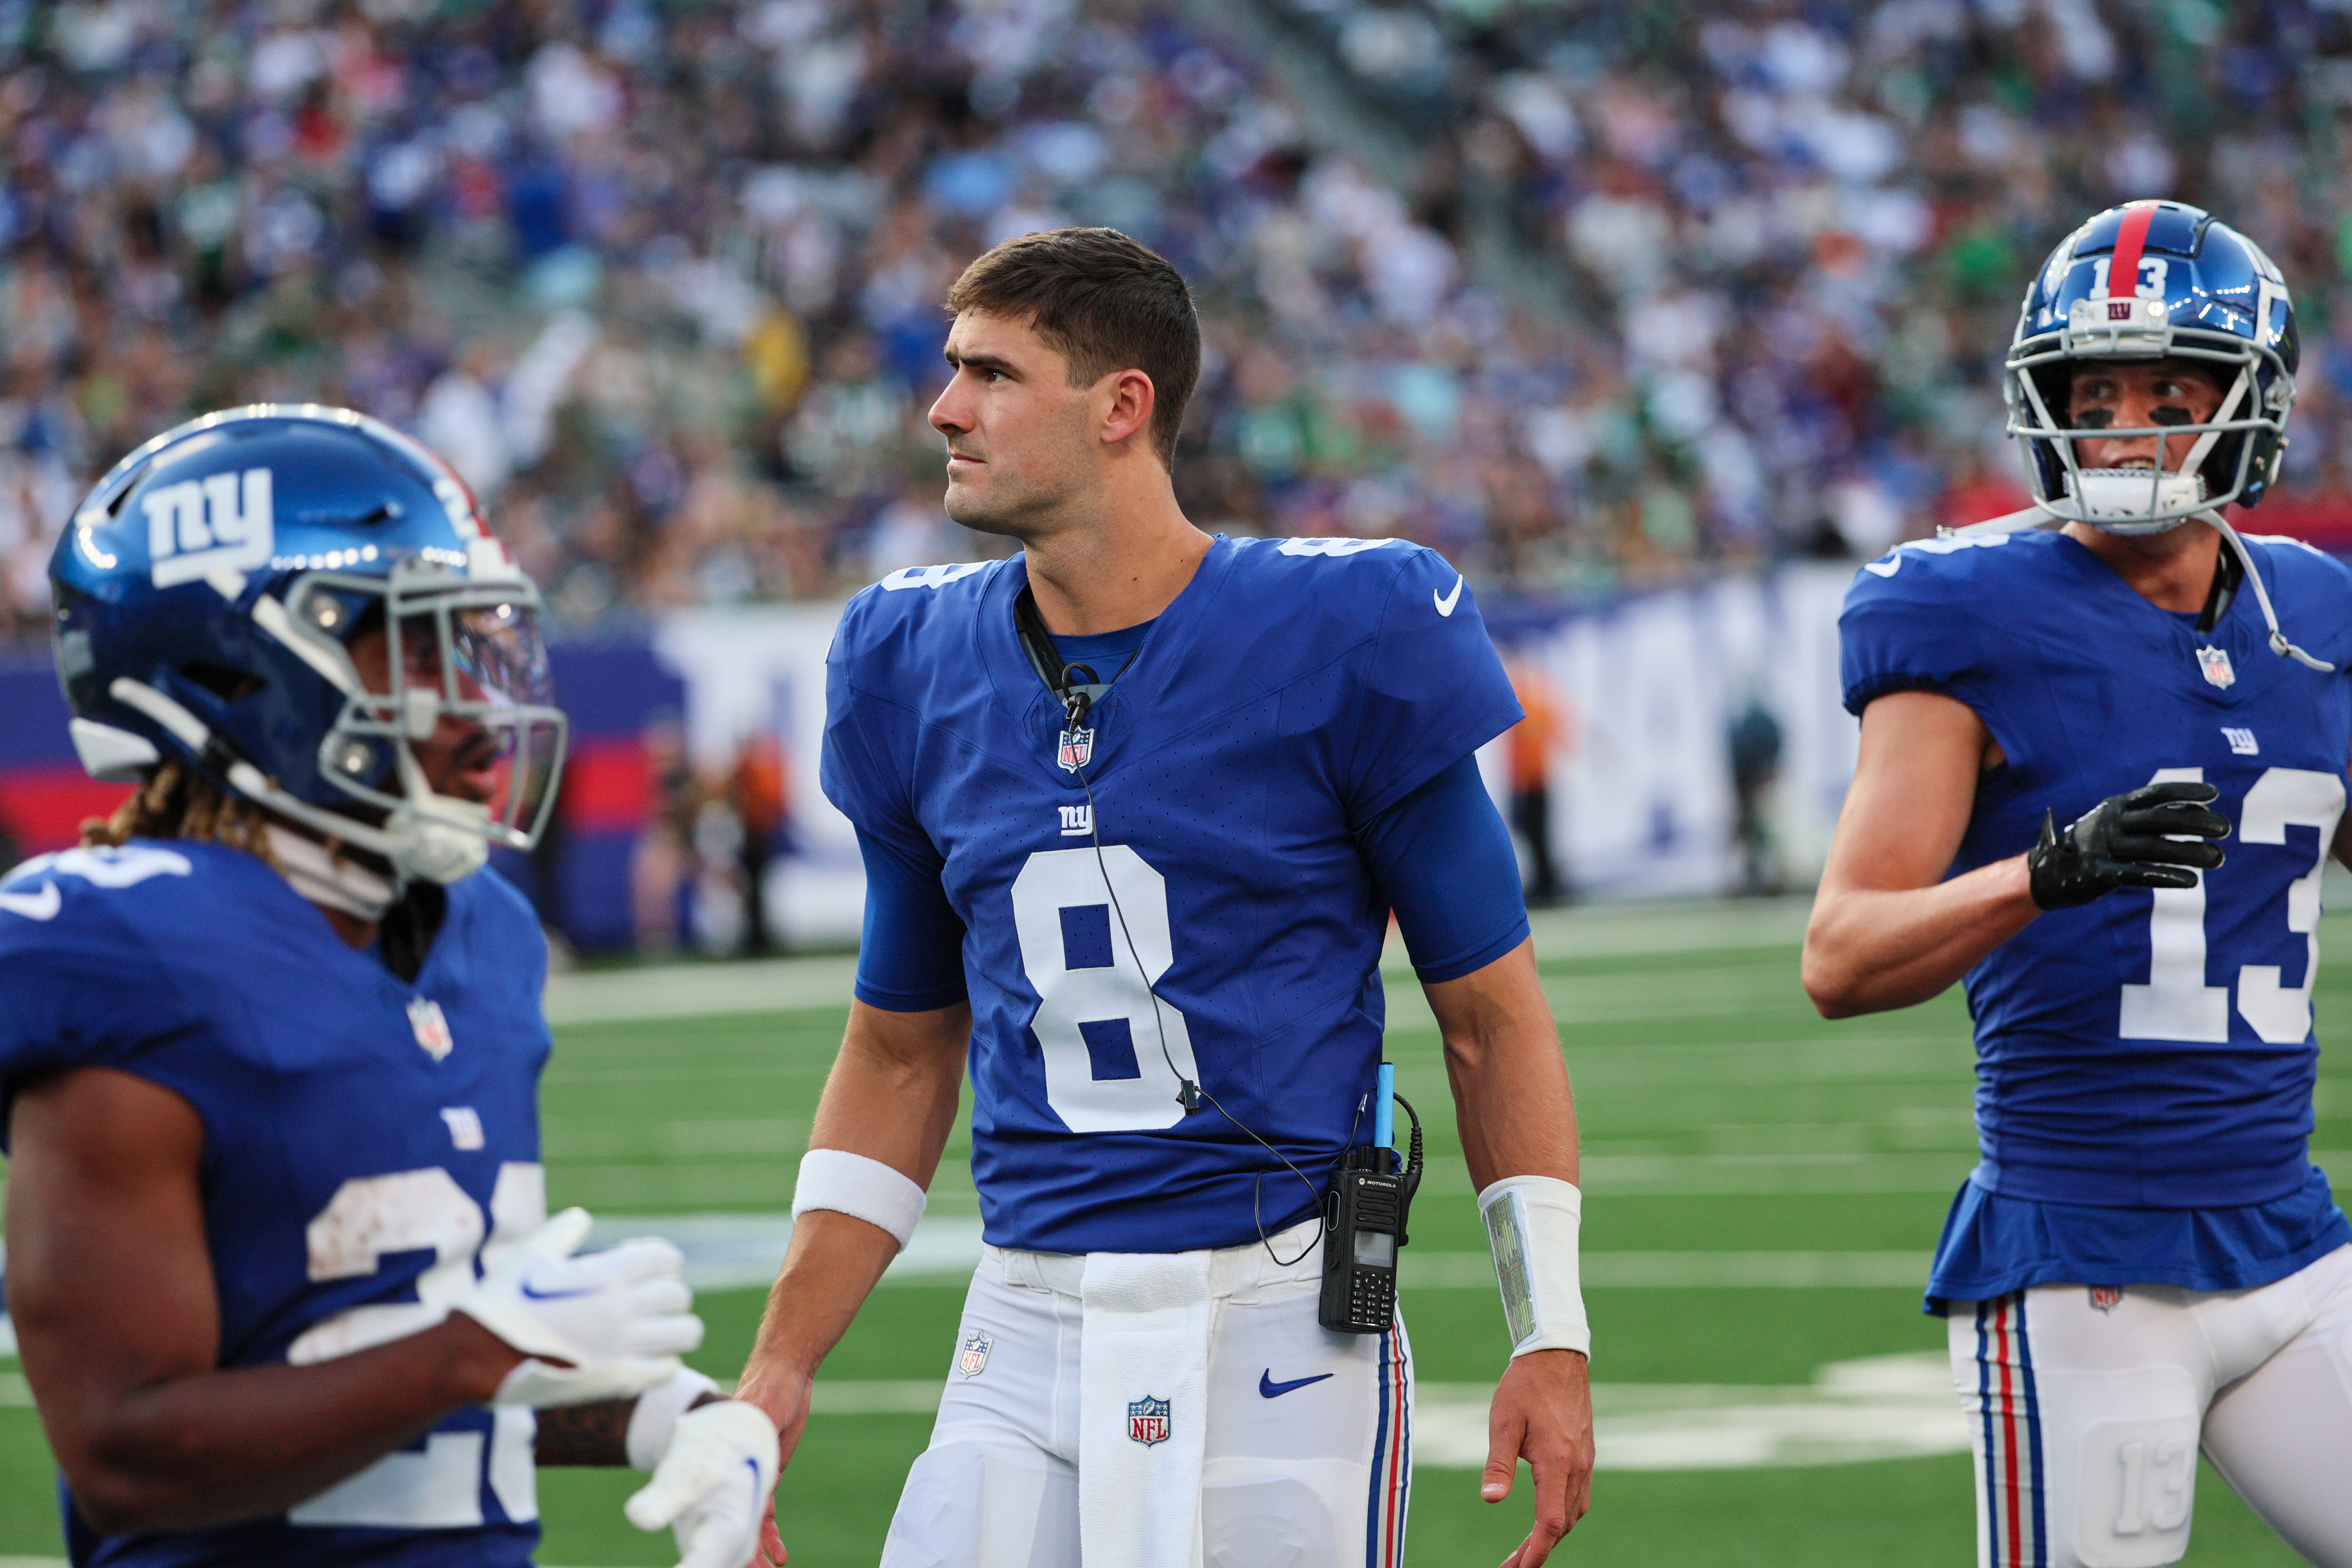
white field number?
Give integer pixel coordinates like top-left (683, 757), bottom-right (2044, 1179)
top-left (2120, 765), bottom-right (2345, 1043)
top-left (1011, 845), bottom-right (1202, 1132)
top-left (284, 1163), bottom-right (545, 1528)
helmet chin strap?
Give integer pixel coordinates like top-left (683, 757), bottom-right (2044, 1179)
top-left (105, 676), bottom-right (494, 885)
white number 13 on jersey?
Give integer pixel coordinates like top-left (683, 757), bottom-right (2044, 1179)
top-left (1011, 846), bottom-right (1203, 1132)
top-left (2123, 765), bottom-right (2345, 1044)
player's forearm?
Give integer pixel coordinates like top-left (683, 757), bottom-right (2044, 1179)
top-left (740, 1002), bottom-right (967, 1394)
top-left (1802, 855), bottom-right (2039, 1017)
top-left (45, 1314), bottom-right (519, 1534)
top-left (1428, 942), bottom-right (1579, 1190)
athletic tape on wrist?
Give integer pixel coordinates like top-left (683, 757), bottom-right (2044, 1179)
top-left (791, 1148), bottom-right (927, 1250)
top-left (1477, 1175), bottom-right (1590, 1359)
top-left (625, 1366), bottom-right (722, 1471)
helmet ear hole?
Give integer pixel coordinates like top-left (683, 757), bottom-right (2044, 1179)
top-left (178, 660), bottom-right (265, 703)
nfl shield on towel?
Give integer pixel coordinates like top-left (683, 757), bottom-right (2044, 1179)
top-left (1127, 1395), bottom-right (1171, 1446)
top-left (1058, 726), bottom-right (1094, 772)
top-left (957, 1327), bottom-right (993, 1378)
top-left (2197, 646), bottom-right (2235, 689)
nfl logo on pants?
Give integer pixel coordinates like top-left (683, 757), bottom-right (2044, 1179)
top-left (1127, 1395), bottom-right (1171, 1447)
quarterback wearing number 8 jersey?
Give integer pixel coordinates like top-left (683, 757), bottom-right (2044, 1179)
top-left (1807, 201), bottom-right (2352, 1568)
top-left (735, 229), bottom-right (1595, 1568)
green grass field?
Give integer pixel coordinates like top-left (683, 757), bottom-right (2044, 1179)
top-left (3, 898), bottom-right (2341, 1564)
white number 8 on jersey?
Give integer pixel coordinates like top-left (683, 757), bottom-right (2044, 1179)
top-left (1011, 846), bottom-right (1203, 1132)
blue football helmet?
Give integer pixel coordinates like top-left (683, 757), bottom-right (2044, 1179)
top-left (2005, 200), bottom-right (2298, 534)
top-left (50, 405), bottom-right (567, 884)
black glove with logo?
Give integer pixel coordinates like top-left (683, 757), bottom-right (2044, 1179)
top-left (2026, 781), bottom-right (2230, 911)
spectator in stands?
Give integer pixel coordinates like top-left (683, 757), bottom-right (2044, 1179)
top-left (2, 0), bottom-right (2349, 648)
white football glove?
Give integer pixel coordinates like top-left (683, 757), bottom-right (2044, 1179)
top-left (452, 1207), bottom-right (703, 1407)
top-left (625, 1400), bottom-right (782, 1568)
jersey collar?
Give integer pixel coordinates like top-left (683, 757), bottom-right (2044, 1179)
top-left (978, 535), bottom-right (1241, 785)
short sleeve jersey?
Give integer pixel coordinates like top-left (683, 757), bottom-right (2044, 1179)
top-left (822, 537), bottom-right (1523, 1254)
top-left (1840, 528), bottom-right (2352, 1300)
top-left (0, 842), bottom-right (551, 1568)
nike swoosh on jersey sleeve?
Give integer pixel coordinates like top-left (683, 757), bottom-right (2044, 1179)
top-left (1434, 574), bottom-right (1465, 617)
top-left (0, 882), bottom-right (61, 920)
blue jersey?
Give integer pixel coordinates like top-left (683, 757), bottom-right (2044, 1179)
top-left (823, 536), bottom-right (1523, 1254)
top-left (1840, 528), bottom-right (2352, 1303)
top-left (0, 841), bottom-right (551, 1568)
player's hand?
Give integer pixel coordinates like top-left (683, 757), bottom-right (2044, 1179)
top-left (1481, 1348), bottom-right (1594, 1568)
top-left (624, 1399), bottom-right (781, 1568)
top-left (453, 1207), bottom-right (704, 1407)
top-left (2027, 781), bottom-right (2229, 911)
top-left (731, 1356), bottom-right (814, 1565)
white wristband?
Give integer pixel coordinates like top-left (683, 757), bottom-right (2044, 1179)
top-left (791, 1148), bottom-right (927, 1250)
top-left (1478, 1175), bottom-right (1590, 1360)
top-left (624, 1366), bottom-right (722, 1470)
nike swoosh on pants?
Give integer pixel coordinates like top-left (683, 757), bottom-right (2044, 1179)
top-left (1259, 1369), bottom-right (1336, 1398)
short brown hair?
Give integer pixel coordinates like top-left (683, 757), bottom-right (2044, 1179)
top-left (945, 227), bottom-right (1200, 467)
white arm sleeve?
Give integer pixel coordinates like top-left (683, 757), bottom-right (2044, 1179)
top-left (1478, 1174), bottom-right (1590, 1359)
top-left (791, 1148), bottom-right (927, 1250)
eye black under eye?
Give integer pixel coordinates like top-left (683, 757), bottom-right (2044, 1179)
top-left (2076, 409), bottom-right (2114, 430)
top-left (2150, 406), bottom-right (2192, 426)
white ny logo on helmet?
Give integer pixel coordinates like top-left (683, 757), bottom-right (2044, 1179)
top-left (144, 468), bottom-right (274, 589)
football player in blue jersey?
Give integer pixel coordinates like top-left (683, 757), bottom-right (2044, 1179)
top-left (732, 228), bottom-right (1595, 1567)
top-left (1806, 200), bottom-right (2352, 1567)
top-left (0, 408), bottom-right (779, 1568)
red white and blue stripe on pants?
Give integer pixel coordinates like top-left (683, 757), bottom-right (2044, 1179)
top-left (1364, 1321), bottom-right (1412, 1568)
top-left (1974, 1293), bottom-right (2048, 1567)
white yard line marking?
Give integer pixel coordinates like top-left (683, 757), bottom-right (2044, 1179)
top-left (792, 1353), bottom-right (1966, 1471)
top-left (581, 1214), bottom-right (1933, 1293)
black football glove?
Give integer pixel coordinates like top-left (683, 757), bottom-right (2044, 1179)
top-left (2026, 781), bottom-right (2230, 911)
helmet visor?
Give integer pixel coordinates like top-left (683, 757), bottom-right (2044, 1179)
top-left (388, 596), bottom-right (566, 847)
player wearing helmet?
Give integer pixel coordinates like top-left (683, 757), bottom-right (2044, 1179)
top-left (1805, 201), bottom-right (2352, 1566)
top-left (0, 408), bottom-right (778, 1568)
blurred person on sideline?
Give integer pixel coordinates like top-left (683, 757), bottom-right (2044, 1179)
top-left (1506, 659), bottom-right (1570, 907)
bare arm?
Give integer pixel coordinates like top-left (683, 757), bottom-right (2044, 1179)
top-left (1802, 690), bottom-right (2037, 1017)
top-left (1425, 939), bottom-right (1592, 1568)
top-left (734, 1000), bottom-right (969, 1462)
top-left (2334, 743), bottom-right (2352, 871)
top-left (5, 1067), bottom-right (523, 1535)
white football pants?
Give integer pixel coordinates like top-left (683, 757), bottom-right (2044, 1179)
top-left (880, 1219), bottom-right (1413, 1568)
top-left (1949, 1243), bottom-right (2352, 1568)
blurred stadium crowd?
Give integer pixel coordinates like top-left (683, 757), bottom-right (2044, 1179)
top-left (2, 0), bottom-right (2350, 644)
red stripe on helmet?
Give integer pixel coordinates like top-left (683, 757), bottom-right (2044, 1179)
top-left (2108, 201), bottom-right (2158, 301)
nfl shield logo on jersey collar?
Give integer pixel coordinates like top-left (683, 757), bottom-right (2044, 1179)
top-left (1127, 1394), bottom-right (1171, 1446)
top-left (2197, 646), bottom-right (2236, 689)
top-left (408, 997), bottom-right (454, 1061)
top-left (957, 1327), bottom-right (993, 1378)
top-left (1058, 725), bottom-right (1094, 772)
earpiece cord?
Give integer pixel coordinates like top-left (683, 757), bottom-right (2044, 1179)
top-left (1017, 584), bottom-right (1326, 1268)
top-left (1065, 713), bottom-right (1323, 1267)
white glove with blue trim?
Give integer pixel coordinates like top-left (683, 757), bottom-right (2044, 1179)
top-left (625, 1399), bottom-right (782, 1568)
top-left (453, 1207), bottom-right (702, 1407)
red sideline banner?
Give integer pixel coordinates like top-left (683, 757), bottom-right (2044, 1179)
top-left (0, 765), bottom-right (133, 855)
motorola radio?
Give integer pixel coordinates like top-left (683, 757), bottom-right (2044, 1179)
top-left (1319, 1063), bottom-right (1424, 1334)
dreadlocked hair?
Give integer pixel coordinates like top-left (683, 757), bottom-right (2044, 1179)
top-left (83, 759), bottom-right (279, 867)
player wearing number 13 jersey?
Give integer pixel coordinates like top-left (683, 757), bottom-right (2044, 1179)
top-left (1807, 203), bottom-right (2352, 1567)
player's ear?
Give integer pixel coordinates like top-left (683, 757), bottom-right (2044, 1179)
top-left (1097, 367), bottom-right (1157, 452)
